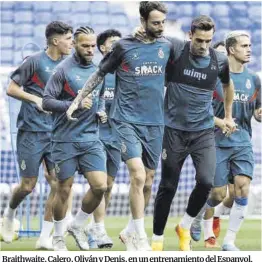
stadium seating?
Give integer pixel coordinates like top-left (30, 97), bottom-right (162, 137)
top-left (1, 23), bottom-right (14, 36)
top-left (195, 3), bottom-right (212, 16)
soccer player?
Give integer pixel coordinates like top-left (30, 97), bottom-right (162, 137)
top-left (43, 26), bottom-right (107, 251)
top-left (66, 1), bottom-right (172, 251)
top-left (192, 31), bottom-right (261, 251)
top-left (3, 21), bottom-right (73, 249)
top-left (85, 29), bottom-right (122, 249)
top-left (190, 41), bottom-right (235, 244)
top-left (152, 15), bottom-right (236, 251)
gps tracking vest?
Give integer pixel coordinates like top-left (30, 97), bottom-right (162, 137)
top-left (171, 42), bottom-right (219, 90)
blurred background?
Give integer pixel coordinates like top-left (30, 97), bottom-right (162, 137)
top-left (0, 1), bottom-right (261, 220)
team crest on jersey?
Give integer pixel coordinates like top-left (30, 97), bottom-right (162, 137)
top-left (158, 48), bottom-right (164, 59)
top-left (21, 160), bottom-right (26, 171)
top-left (246, 79), bottom-right (251, 89)
top-left (162, 149), bottom-right (167, 160)
top-left (55, 164), bottom-right (60, 174)
top-left (132, 52), bottom-right (139, 60)
top-left (121, 142), bottom-right (127, 153)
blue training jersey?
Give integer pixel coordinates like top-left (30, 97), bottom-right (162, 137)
top-left (99, 35), bottom-right (172, 126)
top-left (10, 51), bottom-right (63, 132)
top-left (213, 67), bottom-right (261, 147)
top-left (165, 38), bottom-right (230, 131)
top-left (43, 54), bottom-right (104, 142)
top-left (99, 73), bottom-right (118, 142)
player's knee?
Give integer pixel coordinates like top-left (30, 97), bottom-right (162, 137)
top-left (91, 185), bottom-right (107, 198)
top-left (20, 184), bottom-right (34, 195)
top-left (211, 187), bottom-right (227, 203)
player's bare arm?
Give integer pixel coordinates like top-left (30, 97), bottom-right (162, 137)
top-left (7, 80), bottom-right (49, 113)
top-left (66, 69), bottom-right (105, 121)
top-left (222, 79), bottom-right (237, 133)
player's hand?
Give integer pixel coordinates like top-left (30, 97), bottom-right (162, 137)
top-left (80, 94), bottom-right (93, 110)
top-left (66, 102), bottom-right (79, 121)
top-left (224, 117), bottom-right (238, 137)
top-left (97, 111), bottom-right (107, 123)
top-left (254, 108), bottom-right (262, 122)
top-left (216, 118), bottom-right (230, 134)
top-left (34, 96), bottom-right (51, 114)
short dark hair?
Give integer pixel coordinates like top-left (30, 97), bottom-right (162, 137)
top-left (139, 1), bottom-right (167, 21)
top-left (97, 29), bottom-right (122, 54)
top-left (74, 26), bottom-right (95, 40)
top-left (213, 41), bottom-right (225, 49)
top-left (191, 15), bottom-right (215, 34)
top-left (45, 21), bottom-right (73, 44)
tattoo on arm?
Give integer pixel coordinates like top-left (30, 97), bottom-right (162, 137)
top-left (73, 70), bottom-right (105, 107)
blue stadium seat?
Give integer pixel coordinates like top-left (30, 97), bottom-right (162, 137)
top-left (14, 24), bottom-right (33, 37)
top-left (195, 3), bottom-right (212, 16)
top-left (14, 37), bottom-right (34, 50)
top-left (167, 11), bottom-right (179, 21)
top-left (33, 36), bottom-right (46, 49)
top-left (14, 11), bottom-right (33, 24)
top-left (15, 2), bottom-right (33, 10)
top-left (1, 36), bottom-right (13, 49)
top-left (1, 11), bottom-right (14, 22)
top-left (248, 6), bottom-right (261, 20)
top-left (93, 25), bottom-right (108, 35)
top-left (110, 14), bottom-right (128, 27)
top-left (213, 30), bottom-right (228, 43)
top-left (108, 3), bottom-right (125, 15)
top-left (231, 17), bottom-right (251, 30)
top-left (91, 1), bottom-right (108, 13)
top-left (229, 3), bottom-right (248, 17)
top-left (71, 14), bottom-right (91, 27)
top-left (34, 12), bottom-right (52, 24)
top-left (179, 17), bottom-right (192, 32)
top-left (212, 4), bottom-right (229, 18)
top-left (176, 3), bottom-right (193, 17)
top-left (1, 2), bottom-right (15, 10)
top-left (52, 1), bottom-right (71, 12)
top-left (164, 2), bottom-right (177, 13)
top-left (252, 30), bottom-right (261, 44)
top-left (55, 13), bottom-right (73, 24)
top-left (33, 2), bottom-right (52, 12)
top-left (33, 24), bottom-right (46, 38)
top-left (71, 1), bottom-right (90, 13)
top-left (116, 26), bottom-right (131, 37)
top-left (1, 23), bottom-right (14, 36)
top-left (13, 50), bottom-right (24, 65)
top-left (91, 14), bottom-right (110, 26)
top-left (252, 44), bottom-right (261, 57)
top-left (1, 49), bottom-right (13, 63)
top-left (214, 17), bottom-right (231, 30)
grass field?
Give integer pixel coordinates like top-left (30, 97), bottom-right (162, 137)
top-left (0, 217), bottom-right (261, 251)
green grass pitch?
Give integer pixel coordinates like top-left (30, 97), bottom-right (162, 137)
top-left (1, 217), bottom-right (261, 251)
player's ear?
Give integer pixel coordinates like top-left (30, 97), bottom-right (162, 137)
top-left (73, 39), bottom-right (76, 48)
top-left (52, 37), bottom-right (59, 46)
top-left (140, 16), bottom-right (146, 29)
top-left (100, 45), bottom-right (106, 53)
top-left (229, 46), bottom-right (235, 55)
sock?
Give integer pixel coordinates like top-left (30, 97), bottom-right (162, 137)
top-left (179, 212), bottom-right (194, 230)
top-left (203, 218), bottom-right (215, 240)
top-left (73, 209), bottom-right (89, 227)
top-left (40, 220), bottom-right (53, 239)
top-left (223, 205), bottom-right (231, 216)
top-left (89, 214), bottom-right (95, 226)
top-left (125, 216), bottom-right (135, 233)
top-left (214, 203), bottom-right (224, 217)
top-left (53, 218), bottom-right (66, 237)
top-left (94, 222), bottom-right (105, 232)
top-left (223, 197), bottom-right (247, 245)
top-left (194, 203), bottom-right (210, 225)
top-left (133, 217), bottom-right (147, 238)
top-left (5, 207), bottom-right (16, 220)
top-left (152, 234), bottom-right (164, 241)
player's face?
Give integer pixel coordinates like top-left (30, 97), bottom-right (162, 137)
top-left (56, 32), bottom-right (73, 55)
top-left (190, 29), bottom-right (214, 57)
top-left (143, 10), bottom-right (166, 39)
top-left (215, 45), bottom-right (227, 55)
top-left (101, 36), bottom-right (121, 55)
top-left (74, 33), bottom-right (97, 63)
top-left (232, 36), bottom-right (251, 64)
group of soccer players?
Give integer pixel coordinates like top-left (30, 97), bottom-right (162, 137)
top-left (1, 1), bottom-right (261, 252)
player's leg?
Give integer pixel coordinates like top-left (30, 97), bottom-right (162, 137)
top-left (222, 146), bottom-right (253, 251)
top-left (2, 131), bottom-right (42, 243)
top-left (213, 182), bottom-right (234, 238)
top-left (152, 127), bottom-right (187, 251)
top-left (180, 128), bottom-right (216, 251)
top-left (89, 144), bottom-right (120, 249)
top-left (68, 140), bottom-right (107, 250)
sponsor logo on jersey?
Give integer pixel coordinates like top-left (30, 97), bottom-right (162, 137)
top-left (183, 69), bottom-right (207, 81)
top-left (75, 75), bottom-right (82, 81)
top-left (162, 149), bottom-right (167, 160)
top-left (104, 89), bottom-right (114, 100)
top-left (135, 62), bottom-right (163, 76)
top-left (234, 92), bottom-right (249, 102)
top-left (132, 52), bottom-right (139, 60)
top-left (45, 66), bottom-right (56, 75)
top-left (21, 160), bottom-right (26, 171)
